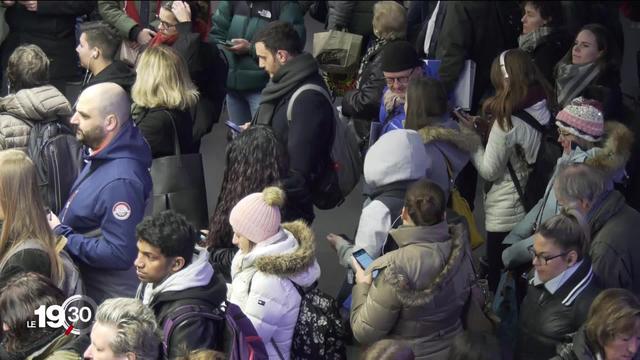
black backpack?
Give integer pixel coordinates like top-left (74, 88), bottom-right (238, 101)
top-left (287, 281), bottom-right (347, 360)
top-left (161, 304), bottom-right (225, 359)
top-left (507, 110), bottom-right (562, 212)
top-left (24, 118), bottom-right (84, 214)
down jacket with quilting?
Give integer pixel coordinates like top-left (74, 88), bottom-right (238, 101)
top-left (228, 221), bottom-right (320, 360)
top-left (350, 221), bottom-right (473, 360)
top-left (467, 99), bottom-right (551, 232)
top-left (0, 85), bottom-right (72, 151)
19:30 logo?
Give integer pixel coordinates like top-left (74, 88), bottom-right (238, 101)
top-left (29, 295), bottom-right (97, 335)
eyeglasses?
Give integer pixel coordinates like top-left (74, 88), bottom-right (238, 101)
top-left (156, 14), bottom-right (177, 29)
top-left (528, 245), bottom-right (568, 265)
top-left (557, 128), bottom-right (572, 137)
top-left (384, 68), bottom-right (416, 86)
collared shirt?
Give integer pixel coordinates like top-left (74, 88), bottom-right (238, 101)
top-left (533, 260), bottom-right (584, 294)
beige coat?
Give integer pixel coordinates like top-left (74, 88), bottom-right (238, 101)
top-left (0, 85), bottom-right (72, 151)
top-left (351, 222), bottom-right (474, 360)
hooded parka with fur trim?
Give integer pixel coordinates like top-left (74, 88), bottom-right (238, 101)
top-left (228, 221), bottom-right (320, 360)
top-left (502, 121), bottom-right (634, 269)
top-left (350, 221), bottom-right (474, 360)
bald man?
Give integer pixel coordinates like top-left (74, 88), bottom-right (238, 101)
top-left (48, 83), bottom-right (152, 303)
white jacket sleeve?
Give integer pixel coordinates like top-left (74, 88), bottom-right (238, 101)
top-left (338, 200), bottom-right (392, 267)
top-left (471, 121), bottom-right (511, 182)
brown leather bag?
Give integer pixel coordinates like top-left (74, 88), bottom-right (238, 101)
top-left (461, 246), bottom-right (500, 333)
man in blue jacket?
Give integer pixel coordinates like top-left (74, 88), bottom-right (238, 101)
top-left (48, 82), bottom-right (152, 304)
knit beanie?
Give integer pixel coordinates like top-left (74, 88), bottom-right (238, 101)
top-left (229, 187), bottom-right (285, 244)
top-left (381, 41), bottom-right (421, 72)
top-left (556, 97), bottom-right (604, 142)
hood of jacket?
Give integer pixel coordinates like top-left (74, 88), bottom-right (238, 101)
top-left (87, 61), bottom-right (136, 91)
top-left (253, 220), bottom-right (317, 278)
top-left (0, 85), bottom-right (72, 122)
top-left (138, 248), bottom-right (220, 306)
top-left (418, 119), bottom-right (482, 154)
top-left (584, 121), bottom-right (634, 178)
top-left (364, 129), bottom-right (429, 188)
top-left (87, 120), bottom-right (152, 168)
top-left (382, 222), bottom-right (467, 307)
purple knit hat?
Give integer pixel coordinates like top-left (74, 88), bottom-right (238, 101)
top-left (555, 97), bottom-right (604, 142)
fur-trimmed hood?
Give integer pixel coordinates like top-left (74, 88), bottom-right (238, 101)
top-left (376, 222), bottom-right (470, 307)
top-left (585, 121), bottom-right (634, 176)
top-left (254, 220), bottom-right (317, 277)
top-left (418, 123), bottom-right (482, 153)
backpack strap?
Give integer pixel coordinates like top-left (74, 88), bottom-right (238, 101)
top-left (507, 161), bottom-right (526, 208)
top-left (161, 304), bottom-right (224, 356)
top-left (512, 109), bottom-right (548, 133)
top-left (286, 83), bottom-right (333, 123)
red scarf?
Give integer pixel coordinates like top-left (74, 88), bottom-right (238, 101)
top-left (149, 32), bottom-right (178, 47)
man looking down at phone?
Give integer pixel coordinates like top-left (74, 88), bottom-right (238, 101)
top-left (211, 1), bottom-right (305, 127)
top-left (251, 21), bottom-right (333, 224)
top-left (350, 179), bottom-right (473, 359)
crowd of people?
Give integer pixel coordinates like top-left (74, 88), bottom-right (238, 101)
top-left (0, 1), bottom-right (639, 359)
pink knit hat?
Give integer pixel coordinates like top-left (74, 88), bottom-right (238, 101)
top-left (229, 187), bottom-right (285, 244)
top-left (556, 97), bottom-right (604, 142)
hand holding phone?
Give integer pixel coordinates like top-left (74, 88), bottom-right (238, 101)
top-left (352, 249), bottom-right (379, 280)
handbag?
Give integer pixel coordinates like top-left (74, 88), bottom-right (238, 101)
top-left (441, 153), bottom-right (485, 249)
top-left (461, 245), bottom-right (500, 333)
top-left (150, 111), bottom-right (209, 229)
top-left (119, 40), bottom-right (141, 67)
top-left (313, 30), bottom-right (363, 74)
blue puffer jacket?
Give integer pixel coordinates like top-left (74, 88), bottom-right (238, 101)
top-left (55, 120), bottom-right (152, 303)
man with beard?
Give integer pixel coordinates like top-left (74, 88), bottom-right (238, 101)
top-left (47, 82), bottom-right (152, 304)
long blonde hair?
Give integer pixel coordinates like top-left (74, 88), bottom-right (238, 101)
top-left (132, 45), bottom-right (199, 110)
top-left (0, 150), bottom-right (62, 284)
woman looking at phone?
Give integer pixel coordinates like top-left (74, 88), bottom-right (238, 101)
top-left (350, 179), bottom-right (474, 359)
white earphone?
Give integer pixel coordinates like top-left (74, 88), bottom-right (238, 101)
top-left (499, 50), bottom-right (510, 79)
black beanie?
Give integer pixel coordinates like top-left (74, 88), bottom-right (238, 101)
top-left (381, 41), bottom-right (421, 72)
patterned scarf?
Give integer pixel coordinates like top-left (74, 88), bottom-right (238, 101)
top-left (518, 26), bottom-right (553, 53)
top-left (555, 61), bottom-right (600, 108)
top-left (356, 37), bottom-right (387, 88)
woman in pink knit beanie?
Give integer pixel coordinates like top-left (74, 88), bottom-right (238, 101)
top-left (227, 186), bottom-right (321, 359)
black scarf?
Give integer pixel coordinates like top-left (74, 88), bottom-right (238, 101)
top-left (254, 53), bottom-right (320, 126)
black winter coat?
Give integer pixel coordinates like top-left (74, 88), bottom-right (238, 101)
top-left (435, 1), bottom-right (521, 113)
top-left (341, 41), bottom-right (389, 122)
top-left (83, 60), bottom-right (136, 95)
top-left (528, 30), bottom-right (571, 85)
top-left (149, 273), bottom-right (228, 359)
top-left (516, 259), bottom-right (600, 360)
top-left (0, 248), bottom-right (51, 289)
top-left (1, 1), bottom-right (95, 84)
top-left (172, 22), bottom-right (227, 142)
top-left (134, 108), bottom-right (197, 159)
top-left (268, 72), bottom-right (334, 224)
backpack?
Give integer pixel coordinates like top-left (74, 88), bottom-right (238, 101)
top-left (0, 237), bottom-right (84, 297)
top-left (286, 84), bottom-right (362, 209)
top-left (288, 281), bottom-right (347, 360)
top-left (225, 301), bottom-right (269, 360)
top-left (23, 118), bottom-right (83, 214)
top-left (161, 304), bottom-right (225, 359)
top-left (507, 110), bottom-right (562, 212)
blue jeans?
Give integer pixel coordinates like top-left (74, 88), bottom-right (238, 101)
top-left (226, 89), bottom-right (262, 125)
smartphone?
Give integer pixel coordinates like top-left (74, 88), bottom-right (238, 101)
top-left (218, 40), bottom-right (235, 47)
top-left (225, 120), bottom-right (242, 133)
top-left (352, 249), bottom-right (379, 278)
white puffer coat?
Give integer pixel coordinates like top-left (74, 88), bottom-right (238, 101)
top-left (228, 221), bottom-right (320, 360)
top-left (469, 100), bottom-right (551, 232)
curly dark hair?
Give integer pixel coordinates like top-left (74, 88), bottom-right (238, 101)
top-left (205, 126), bottom-right (287, 249)
top-left (136, 210), bottom-right (198, 264)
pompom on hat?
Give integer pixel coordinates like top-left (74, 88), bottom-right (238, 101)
top-left (229, 187), bottom-right (285, 244)
top-left (556, 97), bottom-right (605, 142)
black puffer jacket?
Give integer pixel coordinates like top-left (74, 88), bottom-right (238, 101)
top-left (327, 1), bottom-right (374, 36)
top-left (341, 40), bottom-right (392, 122)
top-left (516, 259), bottom-right (600, 360)
top-left (552, 326), bottom-right (598, 360)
